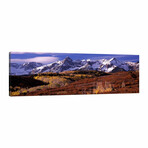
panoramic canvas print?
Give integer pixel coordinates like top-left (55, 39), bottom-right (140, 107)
top-left (9, 52), bottom-right (139, 96)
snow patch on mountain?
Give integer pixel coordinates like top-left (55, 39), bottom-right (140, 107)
top-left (31, 57), bottom-right (139, 74)
top-left (10, 57), bottom-right (139, 75)
top-left (10, 62), bottom-right (43, 75)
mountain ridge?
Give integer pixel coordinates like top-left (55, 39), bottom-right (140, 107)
top-left (10, 57), bottom-right (139, 75)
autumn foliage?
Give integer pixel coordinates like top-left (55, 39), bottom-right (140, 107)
top-left (9, 70), bottom-right (139, 96)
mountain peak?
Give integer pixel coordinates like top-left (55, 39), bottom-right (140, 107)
top-left (109, 57), bottom-right (122, 66)
top-left (109, 57), bottom-right (117, 61)
top-left (63, 56), bottom-right (72, 62)
top-left (10, 56), bottom-right (139, 75)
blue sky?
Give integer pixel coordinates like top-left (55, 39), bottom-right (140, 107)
top-left (10, 52), bottom-right (139, 64)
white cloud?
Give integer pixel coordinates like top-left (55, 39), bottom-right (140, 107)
top-left (11, 56), bottom-right (59, 64)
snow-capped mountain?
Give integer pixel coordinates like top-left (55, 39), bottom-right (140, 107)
top-left (10, 62), bottom-right (42, 75)
top-left (31, 57), bottom-right (139, 74)
top-left (9, 57), bottom-right (139, 75)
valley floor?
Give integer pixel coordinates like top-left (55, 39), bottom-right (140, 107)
top-left (9, 71), bottom-right (139, 96)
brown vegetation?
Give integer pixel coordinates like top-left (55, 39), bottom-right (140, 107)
top-left (9, 71), bottom-right (139, 96)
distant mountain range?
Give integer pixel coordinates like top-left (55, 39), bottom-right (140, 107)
top-left (10, 57), bottom-right (139, 75)
top-left (10, 62), bottom-right (43, 75)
